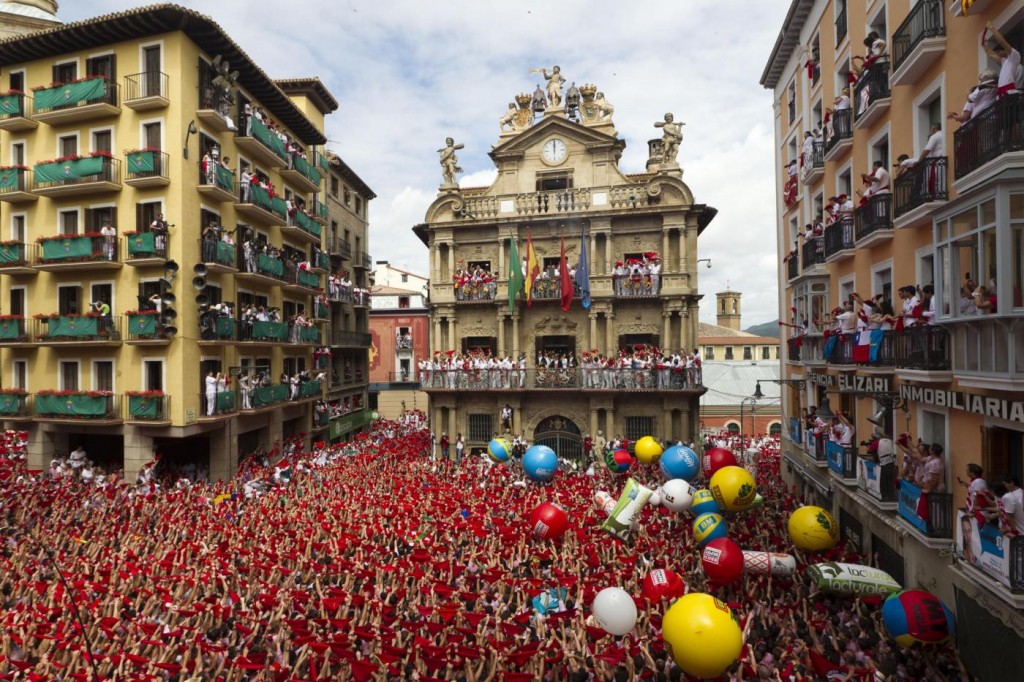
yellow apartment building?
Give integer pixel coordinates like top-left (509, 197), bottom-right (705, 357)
top-left (0, 4), bottom-right (372, 481)
top-left (416, 79), bottom-right (716, 456)
top-left (763, 0), bottom-right (1024, 672)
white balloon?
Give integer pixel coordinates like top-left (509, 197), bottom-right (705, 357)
top-left (592, 587), bottom-right (637, 636)
top-left (660, 479), bottom-right (694, 513)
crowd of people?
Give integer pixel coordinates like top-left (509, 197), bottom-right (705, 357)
top-left (327, 273), bottom-right (369, 306)
top-left (611, 255), bottom-right (661, 297)
top-left (0, 423), bottom-right (975, 681)
top-left (418, 347), bottom-right (702, 390)
top-left (453, 266), bottom-right (497, 302)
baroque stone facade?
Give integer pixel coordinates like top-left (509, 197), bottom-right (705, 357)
top-left (415, 91), bottom-right (716, 454)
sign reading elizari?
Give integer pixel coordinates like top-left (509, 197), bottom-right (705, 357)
top-left (807, 372), bottom-right (891, 392)
top-left (900, 385), bottom-right (1024, 424)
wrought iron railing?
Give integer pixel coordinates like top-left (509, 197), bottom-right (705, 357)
top-left (892, 0), bottom-right (944, 74)
top-left (894, 157), bottom-right (947, 217)
top-left (801, 236), bottom-right (824, 269)
top-left (123, 71), bottom-right (168, 102)
top-left (823, 217), bottom-right (854, 258)
top-left (953, 93), bottom-right (1024, 180)
top-left (824, 109), bottom-right (852, 154)
top-left (892, 324), bottom-right (950, 370)
top-left (854, 193), bottom-right (893, 241)
top-left (420, 367), bottom-right (703, 391)
top-left (854, 62), bottom-right (891, 121)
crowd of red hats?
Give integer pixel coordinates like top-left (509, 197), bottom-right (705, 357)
top-left (0, 423), bottom-right (971, 681)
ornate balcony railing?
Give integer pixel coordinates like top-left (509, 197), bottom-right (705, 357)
top-left (786, 256), bottom-right (799, 281)
top-left (123, 71), bottom-right (169, 104)
top-left (858, 459), bottom-right (898, 503)
top-left (823, 217), bottom-right (854, 258)
top-left (421, 367), bottom-right (703, 391)
top-left (38, 234), bottom-right (119, 265)
top-left (34, 315), bottom-right (122, 342)
top-left (835, 6), bottom-right (847, 45)
top-left (891, 0), bottom-right (945, 74)
top-left (124, 232), bottom-right (169, 261)
top-left (893, 157), bottom-right (948, 218)
top-left (824, 109), bottom-right (852, 154)
top-left (854, 62), bottom-right (890, 121)
top-left (0, 242), bottom-right (36, 269)
top-left (32, 78), bottom-right (118, 115)
top-left (786, 336), bottom-right (802, 362)
top-left (33, 157), bottom-right (120, 192)
top-left (892, 324), bottom-right (950, 371)
top-left (126, 393), bottom-right (170, 422)
top-left (953, 93), bottom-right (1024, 181)
top-left (457, 185), bottom-right (660, 220)
top-left (331, 331), bottom-right (372, 348)
top-left (854, 192), bottom-right (893, 241)
top-left (805, 430), bottom-right (826, 463)
top-left (801, 236), bottom-right (824, 269)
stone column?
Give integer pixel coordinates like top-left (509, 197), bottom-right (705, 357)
top-left (433, 246), bottom-right (441, 281)
top-left (605, 312), bottom-right (616, 355)
top-left (662, 230), bottom-right (670, 270)
top-left (433, 317), bottom-right (442, 354)
top-left (663, 408), bottom-right (673, 441)
top-left (450, 317), bottom-right (458, 350)
top-left (122, 426), bottom-right (153, 484)
top-left (590, 408), bottom-right (599, 439)
top-left (26, 424), bottom-right (54, 472)
top-left (446, 244), bottom-right (454, 279)
top-left (589, 312), bottom-right (598, 352)
top-left (511, 315), bottom-right (520, 355)
top-left (496, 311), bottom-right (506, 356)
top-left (209, 419), bottom-right (239, 482)
top-left (497, 237), bottom-right (505, 279)
top-left (513, 406), bottom-right (522, 436)
top-left (678, 309), bottom-right (688, 353)
top-left (662, 311), bottom-right (671, 350)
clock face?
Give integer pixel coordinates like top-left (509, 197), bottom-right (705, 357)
top-left (542, 138), bottom-right (567, 164)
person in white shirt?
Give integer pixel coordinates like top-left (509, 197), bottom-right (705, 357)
top-left (919, 123), bottom-right (945, 162)
top-left (1001, 476), bottom-right (1024, 536)
top-left (898, 285), bottom-right (921, 328)
top-left (985, 22), bottom-right (1022, 98)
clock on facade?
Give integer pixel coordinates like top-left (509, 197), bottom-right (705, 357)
top-left (541, 138), bottom-right (568, 165)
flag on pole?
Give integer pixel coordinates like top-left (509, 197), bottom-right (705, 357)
top-left (507, 234), bottom-right (523, 312)
top-left (525, 230), bottom-right (540, 307)
top-left (575, 223), bottom-right (591, 309)
top-left (559, 233), bottom-right (573, 312)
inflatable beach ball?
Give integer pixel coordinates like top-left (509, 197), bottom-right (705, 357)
top-left (634, 436), bottom-right (664, 464)
top-left (690, 488), bottom-right (721, 516)
top-left (787, 505), bottom-right (839, 552)
top-left (523, 445), bottom-right (558, 482)
top-left (605, 448), bottom-right (634, 474)
top-left (709, 466), bottom-right (757, 512)
top-left (660, 444), bottom-right (700, 481)
top-left (692, 512), bottom-right (728, 546)
top-left (663, 593), bottom-right (742, 679)
top-left (660, 479), bottom-right (695, 513)
top-left (642, 568), bottom-right (687, 601)
top-left (882, 589), bottom-right (955, 649)
top-left (592, 587), bottom-right (638, 636)
top-left (703, 447), bottom-right (738, 478)
top-left (487, 437), bottom-right (512, 463)
top-left (529, 502), bottom-right (569, 540)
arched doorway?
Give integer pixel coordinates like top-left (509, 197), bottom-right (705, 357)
top-left (726, 422), bottom-right (740, 434)
top-left (768, 422), bottom-right (782, 436)
top-left (533, 415), bottom-right (582, 463)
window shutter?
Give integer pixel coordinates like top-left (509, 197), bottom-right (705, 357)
top-left (136, 203), bottom-right (145, 231)
top-left (52, 64), bottom-right (59, 82)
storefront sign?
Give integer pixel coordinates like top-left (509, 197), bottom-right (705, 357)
top-left (808, 372), bottom-right (834, 387)
top-left (838, 374), bottom-right (890, 393)
top-left (900, 384), bottom-right (1024, 423)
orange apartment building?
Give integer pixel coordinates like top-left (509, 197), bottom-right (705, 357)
top-left (762, 0), bottom-right (1024, 673)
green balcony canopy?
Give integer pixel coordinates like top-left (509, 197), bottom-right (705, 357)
top-left (215, 241), bottom-right (235, 266)
top-left (33, 78), bottom-right (107, 111)
top-left (128, 395), bottom-right (161, 418)
top-left (126, 151), bottom-right (155, 174)
top-left (0, 93), bottom-right (22, 117)
top-left (127, 232), bottom-right (156, 256)
top-left (257, 253), bottom-right (284, 277)
top-left (47, 316), bottom-right (99, 337)
top-left (127, 313), bottom-right (158, 336)
top-left (36, 393), bottom-right (108, 417)
top-left (35, 157), bottom-right (105, 183)
top-left (215, 164), bottom-right (235, 191)
top-left (41, 236), bottom-right (94, 261)
top-left (249, 117), bottom-right (288, 160)
top-left (252, 320), bottom-right (288, 340)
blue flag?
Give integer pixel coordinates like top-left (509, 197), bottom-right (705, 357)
top-left (575, 223), bottom-right (591, 309)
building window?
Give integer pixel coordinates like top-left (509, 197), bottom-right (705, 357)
top-left (85, 207), bottom-right (117, 231)
top-left (398, 296), bottom-right (410, 309)
top-left (58, 134), bottom-right (77, 158)
top-left (93, 361), bottom-right (114, 392)
top-left (535, 171), bottom-right (573, 191)
top-left (936, 198), bottom-right (999, 319)
top-left (401, 273), bottom-right (408, 283)
top-left (283, 357), bottom-right (306, 377)
top-left (624, 416), bottom-right (655, 445)
top-left (344, 187), bottom-right (351, 206)
top-left (468, 414), bottom-right (493, 442)
top-left (467, 260), bottom-right (492, 273)
top-left (726, 422), bottom-right (740, 434)
top-left (355, 196), bottom-right (362, 215)
top-left (330, 176), bottom-right (339, 197)
top-left (59, 361), bottom-right (79, 391)
top-left (761, 346), bottom-right (771, 360)
top-left (743, 346), bottom-right (752, 360)
top-left (12, 360), bottom-right (27, 390)
top-left (705, 346), bottom-right (715, 360)
top-left (58, 285), bottom-right (81, 315)
top-left (725, 346), bottom-right (734, 360)
top-left (787, 81), bottom-right (796, 123)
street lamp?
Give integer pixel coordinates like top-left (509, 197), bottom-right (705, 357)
top-left (740, 395), bottom-right (758, 435)
top-left (754, 378), bottom-right (807, 400)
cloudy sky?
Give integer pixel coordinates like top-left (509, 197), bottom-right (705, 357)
top-left (63, 0), bottom-right (791, 326)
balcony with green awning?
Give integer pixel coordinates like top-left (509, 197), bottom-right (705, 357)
top-left (237, 116), bottom-right (288, 167)
top-left (36, 315), bottom-right (121, 343)
top-left (0, 167), bottom-right (33, 200)
top-left (125, 312), bottom-right (161, 340)
top-left (125, 231), bottom-right (169, 262)
top-left (295, 210), bottom-right (322, 237)
top-left (0, 92), bottom-right (25, 120)
top-left (35, 392), bottom-right (119, 421)
top-left (125, 150), bottom-right (169, 188)
top-left (126, 394), bottom-right (169, 422)
top-left (37, 234), bottom-right (119, 269)
top-left (0, 242), bottom-right (34, 272)
top-left (297, 269), bottom-right (321, 289)
top-left (0, 317), bottom-right (27, 341)
top-left (282, 154), bottom-right (322, 192)
top-left (238, 184), bottom-right (288, 226)
top-left (0, 393), bottom-right (28, 417)
top-left (299, 380), bottom-right (322, 398)
top-left (246, 320), bottom-right (289, 342)
top-left (257, 253), bottom-right (284, 278)
top-left (33, 157), bottom-right (121, 197)
top-left (298, 326), bottom-right (321, 343)
top-left (249, 383), bottom-right (289, 409)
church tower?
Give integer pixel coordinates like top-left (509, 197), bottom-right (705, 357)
top-left (716, 290), bottom-right (742, 331)
top-left (0, 1), bottom-right (60, 40)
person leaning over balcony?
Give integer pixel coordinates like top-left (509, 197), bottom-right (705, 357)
top-left (985, 22), bottom-right (1022, 98)
top-left (921, 444), bottom-right (946, 494)
top-left (948, 73), bottom-right (999, 125)
top-left (829, 411), bottom-right (854, 448)
top-left (973, 283), bottom-right (997, 314)
top-left (100, 221), bottom-right (117, 260)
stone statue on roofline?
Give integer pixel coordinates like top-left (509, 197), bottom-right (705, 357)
top-left (654, 112), bottom-right (684, 168)
top-left (438, 137), bottom-right (464, 190)
top-left (530, 65), bottom-right (566, 110)
top-left (499, 93), bottom-right (536, 134)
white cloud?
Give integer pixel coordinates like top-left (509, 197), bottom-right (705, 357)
top-left (65, 0), bottom-right (791, 326)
